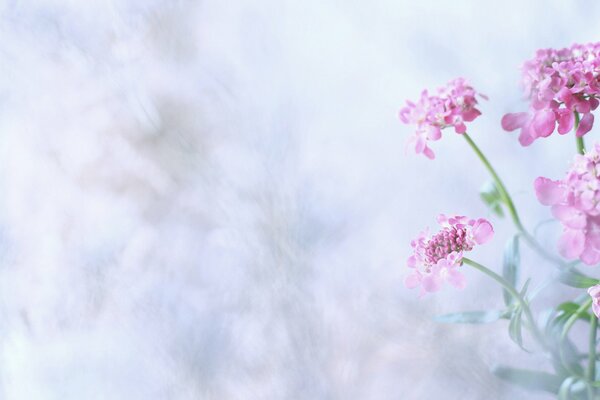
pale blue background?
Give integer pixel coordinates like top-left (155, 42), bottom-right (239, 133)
top-left (0, 0), bottom-right (599, 399)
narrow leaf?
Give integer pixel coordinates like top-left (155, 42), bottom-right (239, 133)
top-left (480, 181), bottom-right (504, 217)
top-left (508, 308), bottom-right (526, 351)
top-left (558, 268), bottom-right (599, 289)
top-left (558, 377), bottom-right (577, 400)
top-left (434, 310), bottom-right (504, 324)
top-left (502, 235), bottom-right (520, 305)
top-left (492, 365), bottom-right (562, 393)
top-left (556, 302), bottom-right (592, 322)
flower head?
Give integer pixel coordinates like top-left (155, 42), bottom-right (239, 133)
top-left (534, 143), bottom-right (600, 265)
top-left (399, 78), bottom-right (485, 159)
top-left (503, 43), bottom-right (600, 146)
top-left (589, 284), bottom-right (600, 318)
top-left (405, 214), bottom-right (494, 294)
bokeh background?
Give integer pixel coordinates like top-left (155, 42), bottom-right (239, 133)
top-left (1, 0), bottom-right (600, 399)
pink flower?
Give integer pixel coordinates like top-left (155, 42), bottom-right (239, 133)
top-left (405, 214), bottom-right (494, 295)
top-left (399, 78), bottom-right (485, 159)
top-left (588, 284), bottom-right (600, 318)
top-left (534, 144), bottom-right (600, 265)
top-left (503, 43), bottom-right (600, 146)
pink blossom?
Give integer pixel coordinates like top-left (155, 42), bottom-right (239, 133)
top-left (399, 78), bottom-right (485, 159)
top-left (503, 43), bottom-right (600, 145)
top-left (534, 144), bottom-right (600, 265)
top-left (405, 215), bottom-right (494, 295)
top-left (588, 284), bottom-right (600, 318)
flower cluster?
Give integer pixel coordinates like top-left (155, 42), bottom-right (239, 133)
top-left (399, 78), bottom-right (484, 159)
top-left (502, 43), bottom-right (600, 146)
top-left (405, 215), bottom-right (494, 294)
top-left (534, 143), bottom-right (600, 265)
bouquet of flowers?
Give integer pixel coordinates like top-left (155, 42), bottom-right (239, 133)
top-left (401, 42), bottom-right (600, 399)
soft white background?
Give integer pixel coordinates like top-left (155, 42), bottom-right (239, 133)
top-left (0, 0), bottom-right (599, 399)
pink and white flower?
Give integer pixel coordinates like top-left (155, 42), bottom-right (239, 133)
top-left (405, 215), bottom-right (494, 295)
top-left (534, 143), bottom-right (600, 265)
top-left (399, 78), bottom-right (485, 159)
top-left (503, 43), bottom-right (600, 146)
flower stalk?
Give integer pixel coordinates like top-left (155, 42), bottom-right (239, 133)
top-left (462, 257), bottom-right (548, 350)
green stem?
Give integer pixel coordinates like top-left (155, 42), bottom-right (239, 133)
top-left (561, 298), bottom-right (592, 342)
top-left (462, 257), bottom-right (547, 350)
top-left (559, 298), bottom-right (593, 378)
top-left (462, 133), bottom-right (522, 230)
top-left (462, 133), bottom-right (568, 268)
top-left (575, 111), bottom-right (586, 155)
top-left (589, 315), bottom-right (598, 391)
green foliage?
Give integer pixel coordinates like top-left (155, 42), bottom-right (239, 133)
top-left (480, 181), bottom-right (504, 217)
top-left (434, 310), bottom-right (504, 324)
top-left (502, 235), bottom-right (520, 306)
top-left (558, 268), bottom-right (599, 289)
top-left (558, 377), bottom-right (578, 400)
top-left (508, 307), bottom-right (525, 351)
top-left (492, 365), bottom-right (563, 394)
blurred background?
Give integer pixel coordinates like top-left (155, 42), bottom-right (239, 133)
top-left (0, 0), bottom-right (599, 398)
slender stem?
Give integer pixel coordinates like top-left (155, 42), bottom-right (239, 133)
top-left (462, 257), bottom-right (548, 350)
top-left (575, 111), bottom-right (585, 155)
top-left (462, 133), bottom-right (523, 230)
top-left (589, 315), bottom-right (598, 390)
top-left (462, 133), bottom-right (569, 268)
top-left (562, 298), bottom-right (593, 342)
top-left (577, 136), bottom-right (586, 155)
top-left (559, 298), bottom-right (593, 378)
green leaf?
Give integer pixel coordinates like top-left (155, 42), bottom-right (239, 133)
top-left (520, 278), bottom-right (531, 297)
top-left (558, 377), bottom-right (577, 400)
top-left (434, 310), bottom-right (504, 324)
top-left (480, 181), bottom-right (504, 217)
top-left (492, 365), bottom-right (563, 393)
top-left (502, 235), bottom-right (520, 306)
top-left (556, 302), bottom-right (592, 322)
top-left (508, 308), bottom-right (526, 351)
top-left (558, 268), bottom-right (599, 288)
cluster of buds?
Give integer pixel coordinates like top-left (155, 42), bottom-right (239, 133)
top-left (405, 215), bottom-right (493, 295)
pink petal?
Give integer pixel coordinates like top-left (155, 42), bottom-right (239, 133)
top-left (532, 109), bottom-right (556, 138)
top-left (580, 243), bottom-right (600, 266)
top-left (427, 126), bottom-right (442, 141)
top-left (558, 229), bottom-right (585, 259)
top-left (551, 205), bottom-right (587, 229)
top-left (518, 124), bottom-right (535, 146)
top-left (557, 109), bottom-right (575, 134)
top-left (593, 302), bottom-right (600, 319)
top-left (414, 134), bottom-right (426, 153)
top-left (404, 272), bottom-right (421, 289)
top-left (445, 268), bottom-right (466, 289)
top-left (575, 98), bottom-right (591, 114)
top-left (501, 112), bottom-right (529, 131)
top-left (398, 108), bottom-right (410, 124)
top-left (454, 122), bottom-right (466, 134)
top-left (422, 146), bottom-right (435, 160)
top-left (472, 219), bottom-right (494, 244)
top-left (407, 256), bottom-right (417, 268)
top-left (534, 177), bottom-right (566, 205)
top-left (576, 113), bottom-right (594, 137)
top-left (421, 273), bottom-right (442, 292)
top-left (557, 87), bottom-right (573, 104)
top-left (462, 108), bottom-right (481, 122)
top-left (589, 284), bottom-right (600, 298)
